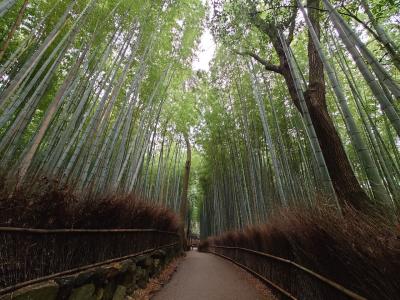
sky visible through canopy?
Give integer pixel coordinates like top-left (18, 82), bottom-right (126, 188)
top-left (192, 1), bottom-right (215, 71)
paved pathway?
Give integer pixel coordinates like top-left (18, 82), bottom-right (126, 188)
top-left (153, 251), bottom-right (270, 300)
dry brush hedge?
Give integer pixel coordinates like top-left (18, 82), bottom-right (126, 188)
top-left (200, 208), bottom-right (400, 300)
top-left (0, 177), bottom-right (179, 232)
top-left (0, 177), bottom-right (181, 289)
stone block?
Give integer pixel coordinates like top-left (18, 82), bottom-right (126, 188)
top-left (94, 288), bottom-right (104, 300)
top-left (121, 270), bottom-right (136, 289)
top-left (75, 271), bottom-right (96, 287)
top-left (0, 282), bottom-right (59, 300)
top-left (127, 262), bottom-right (136, 273)
top-left (150, 258), bottom-right (162, 276)
top-left (111, 286), bottom-right (126, 300)
top-left (135, 255), bottom-right (153, 268)
top-left (135, 267), bottom-right (149, 289)
top-left (151, 250), bottom-right (166, 259)
top-left (56, 269), bottom-right (95, 288)
top-left (118, 260), bottom-right (133, 273)
top-left (68, 284), bottom-right (95, 300)
top-left (93, 265), bottom-right (119, 282)
top-left (102, 281), bottom-right (116, 300)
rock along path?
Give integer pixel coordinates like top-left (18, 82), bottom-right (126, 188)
top-left (152, 250), bottom-right (270, 300)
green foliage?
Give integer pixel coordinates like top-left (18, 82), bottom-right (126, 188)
top-left (1, 0), bottom-right (399, 235)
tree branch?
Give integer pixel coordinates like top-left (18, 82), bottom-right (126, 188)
top-left (253, 2), bottom-right (380, 37)
top-left (235, 50), bottom-right (282, 74)
top-left (339, 5), bottom-right (379, 41)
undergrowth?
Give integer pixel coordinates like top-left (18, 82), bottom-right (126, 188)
top-left (0, 177), bottom-right (179, 232)
top-left (200, 207), bottom-right (400, 299)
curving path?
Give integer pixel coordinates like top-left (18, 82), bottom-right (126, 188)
top-left (152, 250), bottom-right (270, 300)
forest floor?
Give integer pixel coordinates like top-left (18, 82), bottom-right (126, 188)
top-left (152, 250), bottom-right (275, 300)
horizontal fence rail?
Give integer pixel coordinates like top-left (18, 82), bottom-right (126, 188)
top-left (209, 246), bottom-right (366, 300)
top-left (0, 227), bottom-right (179, 290)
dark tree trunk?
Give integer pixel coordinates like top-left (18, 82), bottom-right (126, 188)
top-left (179, 133), bottom-right (191, 251)
top-left (249, 0), bottom-right (370, 210)
top-left (304, 0), bottom-right (369, 210)
top-left (186, 208), bottom-right (191, 241)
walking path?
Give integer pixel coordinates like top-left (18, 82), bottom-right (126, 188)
top-left (153, 250), bottom-right (270, 300)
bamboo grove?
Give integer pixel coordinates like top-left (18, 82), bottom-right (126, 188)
top-left (199, 0), bottom-right (399, 237)
top-left (0, 0), bottom-right (399, 239)
top-left (0, 0), bottom-right (204, 212)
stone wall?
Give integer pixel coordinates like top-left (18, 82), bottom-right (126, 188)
top-left (1, 245), bottom-right (179, 300)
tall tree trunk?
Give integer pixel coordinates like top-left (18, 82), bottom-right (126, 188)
top-left (302, 0), bottom-right (369, 210)
top-left (248, 0), bottom-right (370, 210)
top-left (303, 0), bottom-right (370, 210)
top-left (179, 133), bottom-right (191, 251)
